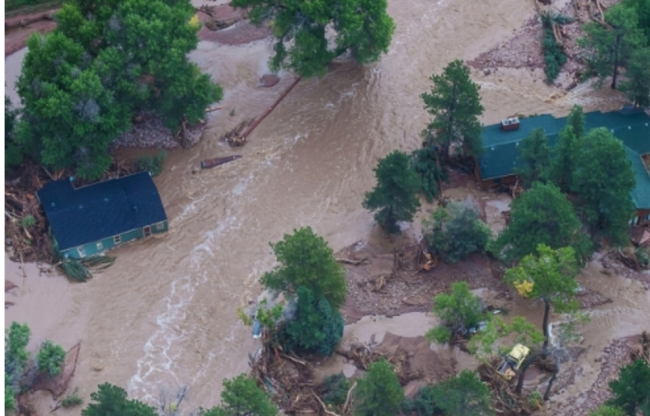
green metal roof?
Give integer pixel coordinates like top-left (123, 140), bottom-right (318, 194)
top-left (478, 110), bottom-right (650, 208)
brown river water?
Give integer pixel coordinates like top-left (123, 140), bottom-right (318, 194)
top-left (5, 0), bottom-right (647, 413)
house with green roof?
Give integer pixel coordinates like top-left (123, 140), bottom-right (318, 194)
top-left (474, 109), bottom-right (650, 225)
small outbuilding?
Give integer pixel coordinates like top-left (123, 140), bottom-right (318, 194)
top-left (37, 172), bottom-right (168, 259)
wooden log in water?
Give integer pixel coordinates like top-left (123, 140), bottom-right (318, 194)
top-left (200, 155), bottom-right (242, 169)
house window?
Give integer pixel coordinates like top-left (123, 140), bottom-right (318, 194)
top-left (645, 213), bottom-right (650, 222)
top-left (155, 221), bottom-right (166, 231)
top-left (143, 226), bottom-right (152, 237)
top-left (96, 242), bottom-right (103, 250)
top-left (77, 246), bottom-right (86, 258)
top-left (114, 235), bottom-right (122, 245)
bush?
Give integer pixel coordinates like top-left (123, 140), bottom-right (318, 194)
top-left (426, 282), bottom-right (485, 343)
top-left (281, 286), bottom-right (344, 356)
top-left (401, 386), bottom-right (442, 416)
top-left (322, 373), bottom-right (350, 407)
top-left (37, 340), bottom-right (66, 377)
top-left (62, 388), bottom-right (83, 408)
top-left (607, 359), bottom-right (650, 416)
top-left (527, 391), bottom-right (543, 410)
top-left (422, 200), bottom-right (492, 263)
top-left (200, 374), bottom-right (277, 416)
top-left (22, 215), bottom-right (36, 228)
top-left (136, 150), bottom-right (166, 177)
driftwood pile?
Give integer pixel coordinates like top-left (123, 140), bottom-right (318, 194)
top-left (336, 342), bottom-right (422, 384)
top-left (631, 331), bottom-right (650, 365)
top-left (478, 359), bottom-right (540, 416)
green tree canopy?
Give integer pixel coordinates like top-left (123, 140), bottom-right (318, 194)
top-left (354, 360), bottom-right (404, 416)
top-left (37, 340), bottom-right (66, 377)
top-left (573, 128), bottom-right (636, 245)
top-left (607, 359), bottom-right (650, 416)
top-left (17, 0), bottom-right (222, 180)
top-left (504, 244), bottom-right (579, 349)
top-left (548, 106), bottom-right (586, 192)
top-left (281, 286), bottom-right (344, 356)
top-left (514, 128), bottom-right (551, 188)
top-left (621, 0), bottom-right (650, 44)
top-left (422, 200), bottom-right (492, 263)
top-left (363, 150), bottom-right (421, 233)
top-left (5, 322), bottom-right (31, 412)
top-left (426, 281), bottom-right (485, 344)
top-left (402, 370), bottom-right (493, 416)
top-left (578, 4), bottom-right (646, 89)
top-left (409, 148), bottom-right (448, 202)
top-left (619, 48), bottom-right (650, 108)
top-left (494, 182), bottom-right (592, 263)
top-left (261, 227), bottom-right (347, 308)
top-left (231, 0), bottom-right (394, 77)
top-left (421, 60), bottom-right (485, 158)
top-left (82, 383), bottom-right (158, 416)
top-left (201, 374), bottom-right (278, 416)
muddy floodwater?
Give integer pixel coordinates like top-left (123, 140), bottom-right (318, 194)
top-left (4, 0), bottom-right (645, 413)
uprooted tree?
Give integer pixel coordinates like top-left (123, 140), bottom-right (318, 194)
top-left (17, 0), bottom-right (223, 180)
top-left (231, 0), bottom-right (395, 77)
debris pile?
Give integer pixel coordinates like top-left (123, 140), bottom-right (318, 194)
top-left (478, 359), bottom-right (540, 416)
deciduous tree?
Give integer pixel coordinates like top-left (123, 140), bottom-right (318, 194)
top-left (354, 360), bottom-right (404, 416)
top-left (201, 374), bottom-right (278, 416)
top-left (573, 128), bottom-right (636, 245)
top-left (363, 151), bottom-right (421, 233)
top-left (514, 128), bottom-right (551, 188)
top-left (422, 200), bottom-right (491, 263)
top-left (430, 370), bottom-right (493, 416)
top-left (426, 281), bottom-right (485, 344)
top-left (578, 5), bottom-right (646, 89)
top-left (421, 60), bottom-right (485, 158)
top-left (261, 227), bottom-right (347, 308)
top-left (504, 245), bottom-right (579, 350)
top-left (607, 359), bottom-right (650, 416)
top-left (17, 0), bottom-right (222, 180)
top-left (82, 383), bottom-right (158, 416)
top-left (494, 182), bottom-right (592, 262)
top-left (231, 0), bottom-right (395, 77)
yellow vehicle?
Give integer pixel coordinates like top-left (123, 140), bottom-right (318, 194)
top-left (496, 344), bottom-right (530, 380)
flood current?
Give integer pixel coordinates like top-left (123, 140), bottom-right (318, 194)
top-left (4, 0), bottom-right (647, 414)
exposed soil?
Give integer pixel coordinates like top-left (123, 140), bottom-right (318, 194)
top-left (197, 4), bottom-right (272, 45)
top-left (467, 0), bottom-right (622, 90)
top-left (5, 8), bottom-right (57, 57)
top-left (30, 342), bottom-right (81, 400)
top-left (338, 240), bottom-right (511, 324)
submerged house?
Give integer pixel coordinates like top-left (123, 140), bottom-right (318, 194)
top-left (37, 171), bottom-right (168, 259)
top-left (474, 109), bottom-right (650, 225)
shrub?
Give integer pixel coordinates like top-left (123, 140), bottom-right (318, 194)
top-left (426, 281), bottom-right (485, 343)
top-left (136, 150), bottom-right (166, 177)
top-left (541, 13), bottom-right (569, 83)
top-left (527, 391), bottom-right (543, 410)
top-left (62, 388), bottom-right (83, 408)
top-left (37, 340), bottom-right (66, 377)
top-left (423, 200), bottom-right (492, 263)
top-left (322, 373), bottom-right (350, 407)
top-left (22, 215), bottom-right (36, 228)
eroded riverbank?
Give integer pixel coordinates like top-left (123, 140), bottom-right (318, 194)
top-left (4, 0), bottom-right (639, 413)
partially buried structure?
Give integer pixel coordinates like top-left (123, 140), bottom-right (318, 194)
top-left (474, 109), bottom-right (650, 225)
top-left (37, 171), bottom-right (168, 259)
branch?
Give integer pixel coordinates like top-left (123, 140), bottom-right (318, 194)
top-left (343, 381), bottom-right (357, 414)
top-left (311, 390), bottom-right (341, 416)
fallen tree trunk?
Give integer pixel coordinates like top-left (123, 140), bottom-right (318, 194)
top-left (5, 10), bottom-right (56, 29)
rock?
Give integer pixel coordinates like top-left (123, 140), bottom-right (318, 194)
top-left (259, 74), bottom-right (280, 88)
